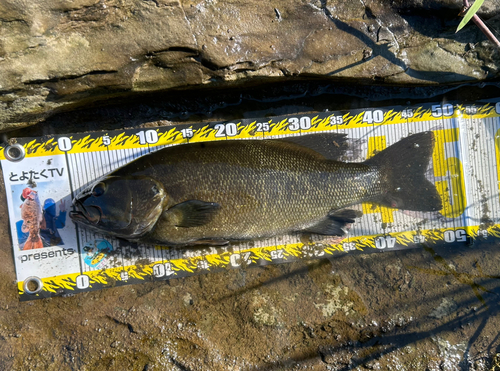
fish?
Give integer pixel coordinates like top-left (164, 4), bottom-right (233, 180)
top-left (20, 189), bottom-right (44, 250)
top-left (70, 132), bottom-right (442, 246)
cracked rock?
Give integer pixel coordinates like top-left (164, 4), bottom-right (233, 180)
top-left (0, 0), bottom-right (499, 131)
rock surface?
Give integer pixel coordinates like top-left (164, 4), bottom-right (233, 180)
top-left (1, 0), bottom-right (500, 131)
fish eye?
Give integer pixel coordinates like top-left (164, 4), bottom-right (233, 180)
top-left (92, 182), bottom-right (106, 197)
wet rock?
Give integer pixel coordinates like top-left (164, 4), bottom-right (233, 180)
top-left (1, 0), bottom-right (500, 131)
top-left (313, 284), bottom-right (356, 317)
top-left (319, 345), bottom-right (354, 367)
top-left (429, 297), bottom-right (459, 319)
top-left (432, 336), bottom-right (468, 370)
top-left (247, 290), bottom-right (291, 328)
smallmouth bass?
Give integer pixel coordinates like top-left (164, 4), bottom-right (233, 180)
top-left (70, 132), bottom-right (442, 246)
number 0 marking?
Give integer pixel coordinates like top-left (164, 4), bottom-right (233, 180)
top-left (58, 137), bottom-right (73, 151)
top-left (76, 275), bottom-right (90, 289)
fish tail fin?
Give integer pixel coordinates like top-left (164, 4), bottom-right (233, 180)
top-left (365, 131), bottom-right (442, 212)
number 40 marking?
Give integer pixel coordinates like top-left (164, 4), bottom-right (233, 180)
top-left (362, 110), bottom-right (384, 124)
top-left (375, 236), bottom-right (396, 249)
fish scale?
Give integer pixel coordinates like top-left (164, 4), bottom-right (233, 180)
top-left (113, 141), bottom-right (382, 243)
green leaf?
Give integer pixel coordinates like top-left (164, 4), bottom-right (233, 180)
top-left (456, 0), bottom-right (485, 33)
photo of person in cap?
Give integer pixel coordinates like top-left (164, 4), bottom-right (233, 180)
top-left (39, 198), bottom-right (67, 246)
top-left (16, 191), bottom-right (67, 249)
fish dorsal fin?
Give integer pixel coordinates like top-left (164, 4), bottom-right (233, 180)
top-left (162, 200), bottom-right (220, 228)
top-left (279, 133), bottom-right (349, 160)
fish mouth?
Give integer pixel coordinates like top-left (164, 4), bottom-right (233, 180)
top-left (70, 200), bottom-right (102, 225)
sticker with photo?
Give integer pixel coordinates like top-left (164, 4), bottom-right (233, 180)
top-left (83, 239), bottom-right (114, 269)
top-left (2, 153), bottom-right (77, 252)
top-left (11, 181), bottom-right (75, 251)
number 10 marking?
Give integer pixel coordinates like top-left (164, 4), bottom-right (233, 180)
top-left (137, 130), bottom-right (159, 145)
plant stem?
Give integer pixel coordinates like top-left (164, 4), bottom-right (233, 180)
top-left (463, 0), bottom-right (500, 48)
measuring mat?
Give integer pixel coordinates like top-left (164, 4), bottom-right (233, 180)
top-left (2, 100), bottom-right (500, 300)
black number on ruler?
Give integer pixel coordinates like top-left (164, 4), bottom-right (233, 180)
top-left (215, 123), bottom-right (238, 137)
top-left (363, 110), bottom-right (384, 124)
top-left (137, 130), bottom-right (159, 145)
top-left (288, 117), bottom-right (311, 131)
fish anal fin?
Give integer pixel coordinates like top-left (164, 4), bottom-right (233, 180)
top-left (328, 208), bottom-right (363, 223)
top-left (163, 200), bottom-right (220, 228)
top-left (304, 209), bottom-right (362, 236)
top-left (303, 209), bottom-right (361, 236)
top-left (190, 238), bottom-right (229, 246)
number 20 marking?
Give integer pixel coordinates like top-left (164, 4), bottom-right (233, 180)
top-left (215, 123), bottom-right (238, 137)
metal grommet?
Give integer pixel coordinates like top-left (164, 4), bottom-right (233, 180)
top-left (23, 276), bottom-right (43, 295)
top-left (4, 144), bottom-right (25, 162)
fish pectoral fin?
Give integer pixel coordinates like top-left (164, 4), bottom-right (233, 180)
top-left (304, 209), bottom-right (362, 236)
top-left (162, 200), bottom-right (221, 228)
